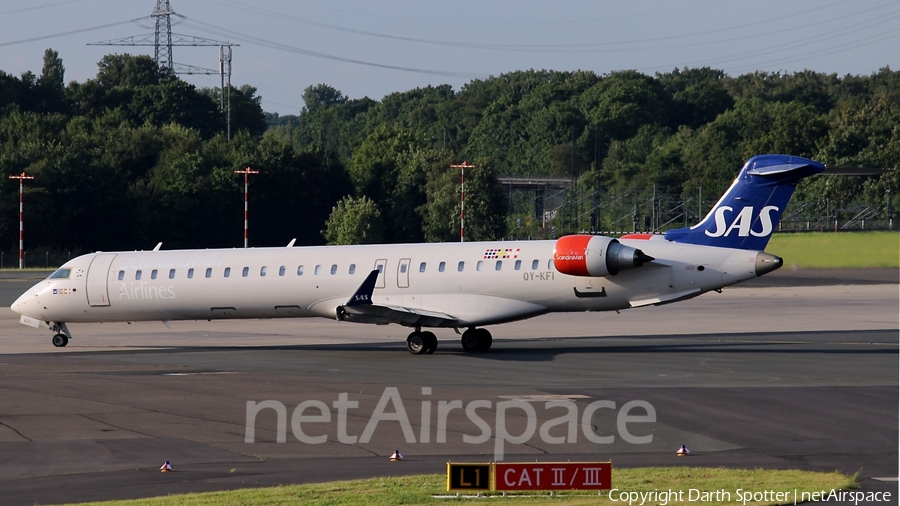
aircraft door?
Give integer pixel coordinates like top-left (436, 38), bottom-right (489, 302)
top-left (85, 253), bottom-right (117, 307)
top-left (374, 259), bottom-right (387, 289)
top-left (397, 258), bottom-right (411, 288)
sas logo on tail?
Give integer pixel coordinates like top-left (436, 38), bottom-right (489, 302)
top-left (705, 205), bottom-right (779, 238)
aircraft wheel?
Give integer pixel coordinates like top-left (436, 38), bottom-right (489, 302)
top-left (461, 329), bottom-right (480, 353)
top-left (52, 333), bottom-right (68, 348)
top-left (406, 332), bottom-right (427, 355)
top-left (422, 331), bottom-right (438, 354)
top-left (475, 328), bottom-right (492, 351)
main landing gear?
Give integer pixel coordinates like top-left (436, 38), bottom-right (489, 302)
top-left (406, 329), bottom-right (438, 355)
top-left (405, 327), bottom-right (493, 354)
top-left (50, 322), bottom-right (70, 348)
top-left (461, 328), bottom-right (492, 353)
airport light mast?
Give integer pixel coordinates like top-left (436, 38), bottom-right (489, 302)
top-left (9, 172), bottom-right (34, 269)
top-left (451, 161), bottom-right (475, 242)
top-left (234, 167), bottom-right (259, 248)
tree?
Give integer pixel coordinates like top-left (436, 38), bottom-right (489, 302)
top-left (423, 160), bottom-right (506, 242)
top-left (347, 124), bottom-right (442, 242)
top-left (323, 196), bottom-right (384, 245)
top-left (199, 84), bottom-right (267, 137)
top-left (657, 67), bottom-right (733, 129)
top-left (95, 54), bottom-right (161, 89)
top-left (580, 70), bottom-right (669, 145)
top-left (36, 48), bottom-right (66, 113)
top-left (302, 83), bottom-right (347, 114)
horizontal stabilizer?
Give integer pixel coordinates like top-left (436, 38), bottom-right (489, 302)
top-left (822, 165), bottom-right (893, 176)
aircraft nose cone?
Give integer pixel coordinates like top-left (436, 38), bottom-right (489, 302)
top-left (10, 295), bottom-right (23, 314)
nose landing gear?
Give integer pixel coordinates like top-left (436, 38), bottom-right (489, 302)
top-left (52, 333), bottom-right (68, 347)
top-left (50, 322), bottom-right (71, 348)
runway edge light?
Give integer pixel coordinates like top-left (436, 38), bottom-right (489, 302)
top-left (390, 450), bottom-right (404, 462)
top-left (676, 445), bottom-right (690, 456)
top-left (160, 460), bottom-right (173, 472)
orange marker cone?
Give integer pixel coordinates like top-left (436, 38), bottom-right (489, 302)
top-left (160, 460), bottom-right (173, 472)
top-left (676, 445), bottom-right (690, 456)
top-left (389, 450), bottom-right (404, 461)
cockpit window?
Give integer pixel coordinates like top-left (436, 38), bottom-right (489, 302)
top-left (48, 268), bottom-right (71, 279)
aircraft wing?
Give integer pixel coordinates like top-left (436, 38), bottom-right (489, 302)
top-left (334, 270), bottom-right (460, 327)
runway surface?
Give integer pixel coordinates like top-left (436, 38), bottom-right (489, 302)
top-left (0, 269), bottom-right (896, 505)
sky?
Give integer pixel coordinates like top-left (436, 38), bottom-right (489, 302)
top-left (1, 0), bottom-right (898, 115)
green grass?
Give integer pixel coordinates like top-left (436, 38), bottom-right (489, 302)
top-left (768, 231), bottom-right (899, 268)
top-left (64, 467), bottom-right (855, 506)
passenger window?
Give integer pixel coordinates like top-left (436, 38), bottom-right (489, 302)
top-left (205, 268), bottom-right (212, 278)
top-left (515, 260), bottom-right (521, 270)
top-left (419, 262), bottom-right (426, 273)
top-left (458, 261), bottom-right (465, 272)
top-left (279, 266), bottom-right (286, 276)
top-left (548, 259), bottom-right (554, 270)
top-left (242, 267), bottom-right (249, 277)
top-left (330, 264), bottom-right (337, 275)
top-left (532, 259), bottom-right (539, 270)
top-left (400, 263), bottom-right (407, 274)
top-left (439, 261), bottom-right (446, 272)
top-left (297, 265), bottom-right (304, 276)
top-left (135, 270), bottom-right (142, 280)
top-left (495, 260), bottom-right (502, 271)
top-left (187, 268), bottom-right (194, 279)
top-left (260, 266), bottom-right (267, 277)
top-left (169, 269), bottom-right (175, 279)
top-left (376, 264), bottom-right (383, 273)
top-left (224, 267), bottom-right (231, 278)
top-left (151, 269), bottom-right (158, 279)
top-left (476, 261), bottom-right (483, 271)
top-left (349, 264), bottom-right (356, 274)
top-left (118, 270), bottom-right (124, 281)
top-left (315, 265), bottom-right (322, 275)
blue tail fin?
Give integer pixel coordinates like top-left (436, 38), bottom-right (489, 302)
top-left (665, 154), bottom-right (825, 250)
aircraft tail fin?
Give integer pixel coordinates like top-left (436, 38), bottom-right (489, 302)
top-left (664, 155), bottom-right (825, 250)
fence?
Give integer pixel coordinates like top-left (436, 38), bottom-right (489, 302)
top-left (505, 185), bottom-right (895, 238)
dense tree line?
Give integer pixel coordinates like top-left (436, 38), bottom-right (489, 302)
top-left (1, 50), bottom-right (898, 261)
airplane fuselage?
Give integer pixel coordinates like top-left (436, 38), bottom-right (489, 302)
top-left (12, 236), bottom-right (768, 328)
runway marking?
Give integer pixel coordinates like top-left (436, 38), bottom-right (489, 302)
top-left (872, 477), bottom-right (898, 481)
top-left (162, 371), bottom-right (241, 376)
top-left (498, 394), bottom-right (590, 401)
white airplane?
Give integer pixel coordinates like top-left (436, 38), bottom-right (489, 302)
top-left (11, 154), bottom-right (826, 354)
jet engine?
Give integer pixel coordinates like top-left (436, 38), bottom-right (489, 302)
top-left (553, 235), bottom-right (654, 277)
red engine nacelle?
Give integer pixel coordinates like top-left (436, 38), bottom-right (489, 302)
top-left (553, 235), bottom-right (654, 277)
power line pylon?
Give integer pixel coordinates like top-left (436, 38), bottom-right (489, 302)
top-left (88, 2), bottom-right (239, 138)
top-left (152, 0), bottom-right (174, 73)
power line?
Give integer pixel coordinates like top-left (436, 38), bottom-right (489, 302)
top-left (0, 16), bottom-right (148, 47)
top-left (180, 17), bottom-right (483, 79)
top-left (201, 0), bottom-right (872, 52)
top-left (728, 28), bottom-right (900, 74)
top-left (640, 9), bottom-right (900, 74)
top-left (0, 0), bottom-right (88, 16)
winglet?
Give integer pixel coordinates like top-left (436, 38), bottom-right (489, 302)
top-left (153, 242), bottom-right (163, 251)
top-left (287, 238), bottom-right (296, 247)
top-left (346, 270), bottom-right (379, 307)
